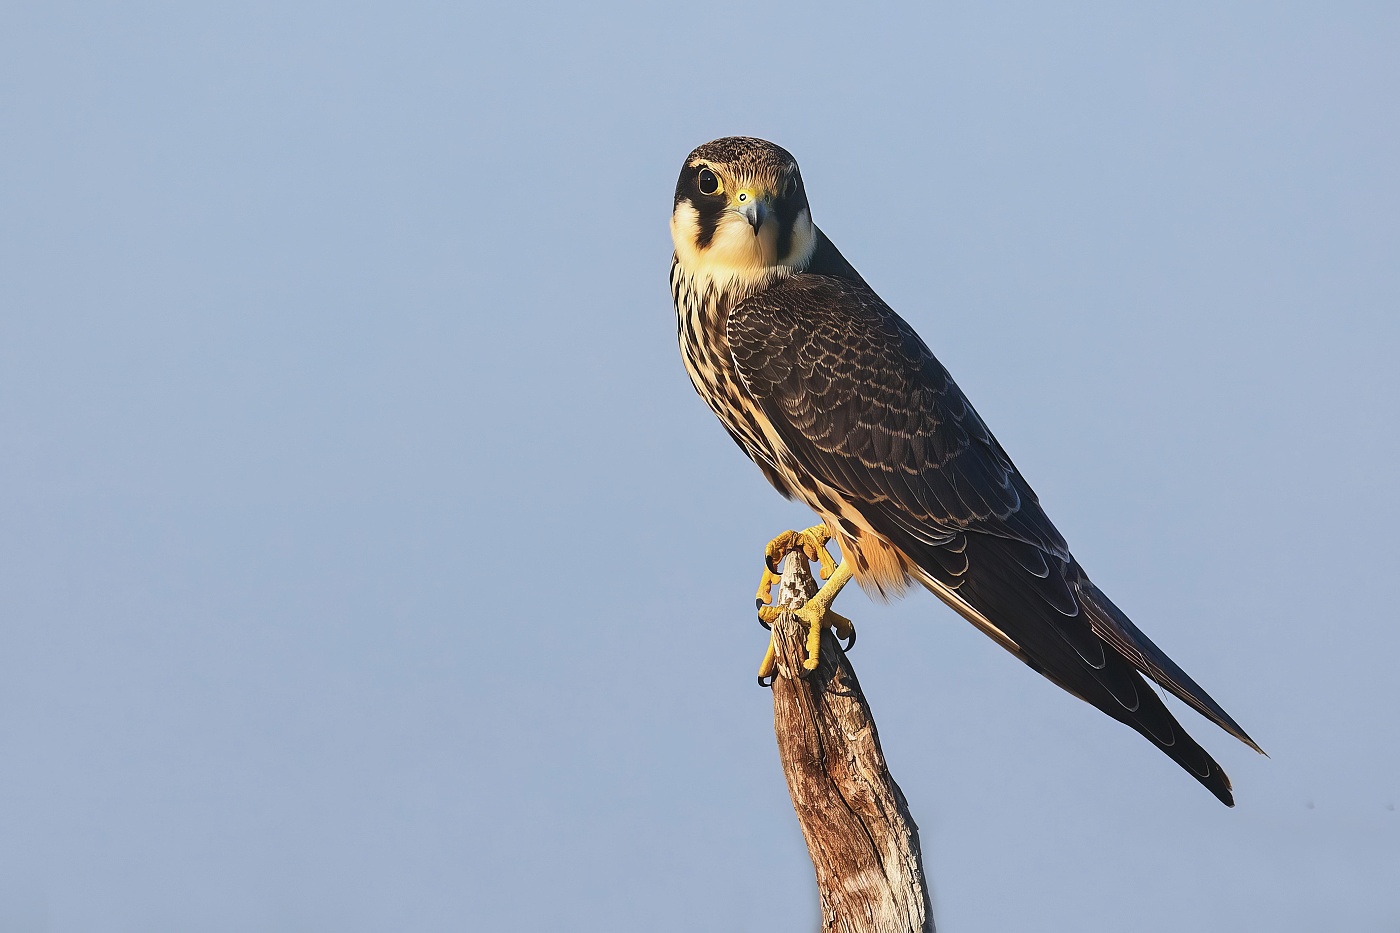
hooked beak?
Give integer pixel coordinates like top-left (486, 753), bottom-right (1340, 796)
top-left (739, 198), bottom-right (770, 235)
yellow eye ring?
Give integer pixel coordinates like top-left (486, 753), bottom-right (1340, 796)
top-left (697, 168), bottom-right (722, 196)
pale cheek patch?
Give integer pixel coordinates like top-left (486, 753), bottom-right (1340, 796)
top-left (670, 201), bottom-right (704, 266)
top-left (780, 208), bottom-right (816, 268)
top-left (673, 205), bottom-right (824, 301)
top-left (672, 203), bottom-right (777, 290)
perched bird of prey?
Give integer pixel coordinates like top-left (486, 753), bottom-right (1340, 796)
top-left (669, 136), bottom-right (1261, 806)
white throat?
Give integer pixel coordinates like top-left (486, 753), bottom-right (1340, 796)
top-left (670, 203), bottom-right (816, 302)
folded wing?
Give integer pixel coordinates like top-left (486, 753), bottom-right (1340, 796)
top-left (728, 273), bottom-right (1259, 804)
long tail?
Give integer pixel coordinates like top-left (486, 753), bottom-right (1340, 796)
top-left (1074, 578), bottom-right (1264, 755)
top-left (882, 523), bottom-right (1255, 806)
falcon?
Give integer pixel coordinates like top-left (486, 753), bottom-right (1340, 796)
top-left (669, 136), bottom-right (1261, 805)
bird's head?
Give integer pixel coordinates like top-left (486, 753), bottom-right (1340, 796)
top-left (671, 137), bottom-right (817, 293)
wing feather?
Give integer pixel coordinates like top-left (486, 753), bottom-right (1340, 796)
top-left (728, 272), bottom-right (1258, 801)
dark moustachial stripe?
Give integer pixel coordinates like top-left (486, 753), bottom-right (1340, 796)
top-left (675, 164), bottom-right (728, 250)
top-left (693, 195), bottom-right (725, 249)
top-left (773, 169), bottom-right (809, 262)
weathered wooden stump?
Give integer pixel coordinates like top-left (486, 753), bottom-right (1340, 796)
top-left (766, 550), bottom-right (935, 933)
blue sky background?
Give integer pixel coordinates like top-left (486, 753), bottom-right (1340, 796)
top-left (2, 2), bottom-right (1397, 931)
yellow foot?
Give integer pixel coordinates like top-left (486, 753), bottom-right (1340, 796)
top-left (755, 532), bottom-right (857, 683)
top-left (757, 600), bottom-right (857, 683)
top-left (755, 525), bottom-right (836, 616)
top-left (794, 601), bottom-right (856, 671)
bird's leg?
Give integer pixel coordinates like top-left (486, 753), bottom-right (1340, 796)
top-left (756, 525), bottom-right (856, 681)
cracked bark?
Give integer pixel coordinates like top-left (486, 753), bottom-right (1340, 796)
top-left (767, 550), bottom-right (935, 933)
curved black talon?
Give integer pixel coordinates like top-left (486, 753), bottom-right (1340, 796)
top-left (758, 673), bottom-right (776, 688)
top-left (840, 629), bottom-right (857, 652)
top-left (758, 612), bottom-right (772, 630)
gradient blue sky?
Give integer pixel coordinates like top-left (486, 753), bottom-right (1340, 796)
top-left (2, 3), bottom-right (1397, 931)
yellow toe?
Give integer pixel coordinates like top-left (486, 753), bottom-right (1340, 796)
top-left (797, 525), bottom-right (837, 580)
top-left (754, 566), bottom-right (782, 607)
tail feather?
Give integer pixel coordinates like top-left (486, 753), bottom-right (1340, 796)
top-left (1075, 577), bottom-right (1264, 755)
top-left (876, 518), bottom-right (1252, 805)
top-left (1036, 657), bottom-right (1236, 806)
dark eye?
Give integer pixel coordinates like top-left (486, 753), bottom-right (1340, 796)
top-left (782, 174), bottom-right (797, 198)
top-left (697, 168), bottom-right (721, 196)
